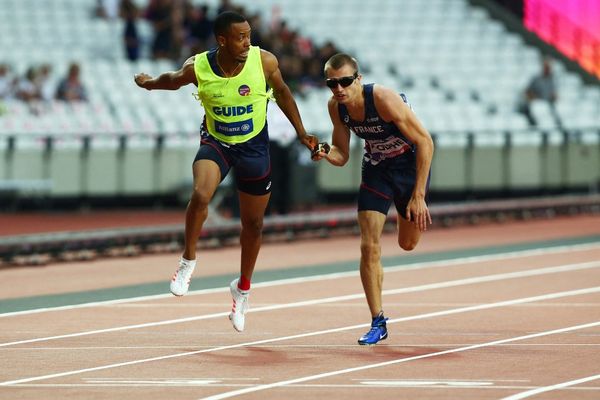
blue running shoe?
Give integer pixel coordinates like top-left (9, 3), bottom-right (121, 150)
top-left (358, 314), bottom-right (388, 345)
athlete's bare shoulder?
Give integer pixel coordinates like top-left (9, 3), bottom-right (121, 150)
top-left (327, 96), bottom-right (341, 113)
top-left (374, 84), bottom-right (405, 108)
top-left (327, 95), bottom-right (343, 123)
top-left (372, 84), bottom-right (398, 103)
top-left (180, 55), bottom-right (199, 86)
top-left (372, 84), bottom-right (407, 122)
top-left (259, 48), bottom-right (278, 72)
top-left (183, 55), bottom-right (196, 68)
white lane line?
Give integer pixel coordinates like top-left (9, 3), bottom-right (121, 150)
top-left (383, 302), bottom-right (600, 307)
top-left (0, 289), bottom-right (227, 319)
top-left (1, 260), bottom-right (599, 348)
top-left (501, 374), bottom-right (600, 399)
top-left (85, 377), bottom-right (260, 381)
top-left (357, 378), bottom-right (529, 383)
top-left (361, 379), bottom-right (495, 387)
top-left (3, 343), bottom-right (600, 351)
top-left (198, 320), bottom-right (600, 400)
top-left (7, 383), bottom-right (600, 391)
top-left (2, 242), bottom-right (599, 318)
top-left (1, 286), bottom-right (598, 386)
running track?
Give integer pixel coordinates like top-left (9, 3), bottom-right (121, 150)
top-left (1, 215), bottom-right (599, 399)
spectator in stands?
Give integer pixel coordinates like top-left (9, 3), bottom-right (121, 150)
top-left (217, 0), bottom-right (237, 15)
top-left (247, 13), bottom-right (267, 49)
top-left (35, 64), bottom-right (54, 102)
top-left (312, 53), bottom-right (434, 345)
top-left (300, 58), bottom-right (326, 91)
top-left (55, 63), bottom-right (88, 102)
top-left (518, 57), bottom-right (561, 127)
top-left (139, 1), bottom-right (342, 94)
top-left (279, 55), bottom-right (303, 94)
top-left (133, 11), bottom-right (318, 333)
top-left (15, 66), bottom-right (44, 114)
top-left (15, 67), bottom-right (41, 103)
top-left (0, 63), bottom-right (15, 100)
top-left (169, 3), bottom-right (186, 63)
top-left (120, 0), bottom-right (141, 61)
top-left (318, 41), bottom-right (340, 68)
top-left (266, 104), bottom-right (298, 215)
top-left (145, 0), bottom-right (175, 60)
top-left (185, 4), bottom-right (214, 57)
top-left (95, 0), bottom-right (120, 20)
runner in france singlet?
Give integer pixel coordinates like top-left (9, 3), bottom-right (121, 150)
top-left (338, 84), bottom-right (415, 165)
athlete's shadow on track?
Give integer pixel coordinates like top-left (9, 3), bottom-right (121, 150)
top-left (199, 346), bottom-right (290, 366)
top-left (198, 345), bottom-right (455, 366)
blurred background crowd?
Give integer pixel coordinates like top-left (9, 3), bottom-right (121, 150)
top-left (0, 0), bottom-right (598, 216)
top-left (0, 0), bottom-right (340, 109)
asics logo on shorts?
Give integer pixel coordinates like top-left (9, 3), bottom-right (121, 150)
top-left (266, 181), bottom-right (272, 191)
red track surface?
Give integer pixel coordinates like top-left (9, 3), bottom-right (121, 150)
top-left (1, 215), bottom-right (599, 399)
top-left (0, 210), bottom-right (184, 236)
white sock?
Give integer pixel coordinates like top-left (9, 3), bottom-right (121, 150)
top-left (181, 257), bottom-right (196, 266)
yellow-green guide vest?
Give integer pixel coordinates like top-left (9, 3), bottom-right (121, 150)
top-left (194, 46), bottom-right (268, 144)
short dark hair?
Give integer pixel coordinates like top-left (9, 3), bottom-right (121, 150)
top-left (213, 11), bottom-right (247, 37)
top-left (324, 53), bottom-right (359, 74)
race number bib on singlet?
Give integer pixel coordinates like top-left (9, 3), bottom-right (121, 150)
top-left (364, 135), bottom-right (411, 165)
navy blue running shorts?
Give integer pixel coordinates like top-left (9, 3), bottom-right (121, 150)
top-left (194, 126), bottom-right (272, 196)
top-left (357, 156), bottom-right (430, 218)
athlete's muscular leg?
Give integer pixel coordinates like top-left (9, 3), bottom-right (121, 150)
top-left (358, 210), bottom-right (387, 318)
top-left (397, 216), bottom-right (422, 251)
top-left (238, 191), bottom-right (271, 281)
top-left (182, 160), bottom-right (221, 260)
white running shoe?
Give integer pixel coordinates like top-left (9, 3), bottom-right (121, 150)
top-left (170, 258), bottom-right (196, 296)
top-left (229, 278), bottom-right (250, 332)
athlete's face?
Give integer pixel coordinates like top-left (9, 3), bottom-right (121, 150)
top-left (222, 21), bottom-right (251, 63)
top-left (325, 64), bottom-right (361, 104)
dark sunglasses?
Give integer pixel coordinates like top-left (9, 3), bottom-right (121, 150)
top-left (325, 73), bottom-right (358, 89)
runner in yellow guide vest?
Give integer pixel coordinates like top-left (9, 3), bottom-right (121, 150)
top-left (134, 11), bottom-right (318, 333)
